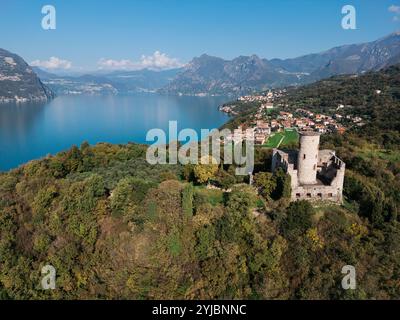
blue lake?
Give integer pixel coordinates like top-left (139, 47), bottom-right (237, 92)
top-left (0, 95), bottom-right (230, 171)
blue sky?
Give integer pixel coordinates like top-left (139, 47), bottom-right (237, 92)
top-left (1, 0), bottom-right (399, 72)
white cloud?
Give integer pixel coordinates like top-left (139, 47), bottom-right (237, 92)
top-left (389, 5), bottom-right (400, 14)
top-left (140, 51), bottom-right (183, 70)
top-left (97, 58), bottom-right (136, 70)
top-left (30, 57), bottom-right (72, 70)
top-left (98, 51), bottom-right (183, 71)
top-left (389, 5), bottom-right (400, 22)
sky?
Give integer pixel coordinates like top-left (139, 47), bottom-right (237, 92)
top-left (1, 0), bottom-right (399, 72)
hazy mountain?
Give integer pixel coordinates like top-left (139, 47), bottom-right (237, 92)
top-left (162, 32), bottom-right (400, 96)
top-left (31, 67), bottom-right (59, 80)
top-left (34, 67), bottom-right (182, 95)
top-left (104, 68), bottom-right (182, 93)
top-left (0, 49), bottom-right (54, 103)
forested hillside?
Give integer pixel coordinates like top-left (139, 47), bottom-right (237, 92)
top-left (279, 64), bottom-right (400, 138)
top-left (0, 138), bottom-right (399, 299)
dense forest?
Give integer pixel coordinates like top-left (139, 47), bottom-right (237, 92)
top-left (1, 66), bottom-right (400, 300)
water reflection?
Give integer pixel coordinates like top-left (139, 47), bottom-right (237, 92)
top-left (0, 94), bottom-right (229, 171)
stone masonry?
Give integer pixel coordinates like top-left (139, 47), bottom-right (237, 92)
top-left (271, 131), bottom-right (345, 203)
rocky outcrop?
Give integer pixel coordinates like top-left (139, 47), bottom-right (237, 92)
top-left (0, 48), bottom-right (54, 103)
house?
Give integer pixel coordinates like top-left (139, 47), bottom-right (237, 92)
top-left (255, 120), bottom-right (271, 135)
top-left (314, 124), bottom-right (326, 133)
top-left (279, 111), bottom-right (293, 119)
top-left (282, 120), bottom-right (293, 129)
top-left (254, 134), bottom-right (267, 145)
top-left (262, 102), bottom-right (274, 109)
top-left (270, 120), bottom-right (279, 128)
top-left (336, 126), bottom-right (346, 135)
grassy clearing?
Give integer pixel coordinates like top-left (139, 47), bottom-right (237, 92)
top-left (263, 129), bottom-right (299, 148)
top-left (281, 129), bottom-right (299, 147)
top-left (264, 133), bottom-right (284, 148)
top-left (313, 201), bottom-right (355, 223)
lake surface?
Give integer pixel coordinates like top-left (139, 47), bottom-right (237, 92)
top-left (0, 95), bottom-right (230, 171)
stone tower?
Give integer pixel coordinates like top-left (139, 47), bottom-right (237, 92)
top-left (297, 132), bottom-right (320, 185)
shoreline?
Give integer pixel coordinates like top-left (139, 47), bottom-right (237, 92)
top-left (0, 94), bottom-right (233, 172)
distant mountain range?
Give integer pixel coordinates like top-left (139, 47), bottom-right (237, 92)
top-left (271, 32), bottom-right (400, 78)
top-left (34, 67), bottom-right (181, 96)
top-left (158, 54), bottom-right (305, 96)
top-left (1, 32), bottom-right (400, 101)
top-left (161, 32), bottom-right (400, 96)
top-left (0, 49), bottom-right (53, 103)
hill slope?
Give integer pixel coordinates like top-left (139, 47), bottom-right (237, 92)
top-left (277, 64), bottom-right (400, 134)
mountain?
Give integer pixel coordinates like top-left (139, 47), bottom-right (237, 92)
top-left (31, 67), bottom-right (58, 80)
top-left (379, 52), bottom-right (400, 69)
top-left (161, 32), bottom-right (400, 96)
top-left (268, 32), bottom-right (400, 76)
top-left (105, 68), bottom-right (181, 93)
top-left (35, 67), bottom-right (182, 95)
top-left (23, 32), bottom-right (400, 98)
top-left (0, 49), bottom-right (54, 103)
top-left (308, 32), bottom-right (400, 79)
top-left (159, 54), bottom-right (306, 96)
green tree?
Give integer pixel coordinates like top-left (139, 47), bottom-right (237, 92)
top-left (254, 172), bottom-right (277, 200)
top-left (111, 177), bottom-right (153, 218)
top-left (215, 169), bottom-right (235, 190)
top-left (193, 157), bottom-right (218, 184)
top-left (182, 183), bottom-right (194, 218)
top-left (282, 200), bottom-right (314, 237)
top-left (272, 168), bottom-right (291, 200)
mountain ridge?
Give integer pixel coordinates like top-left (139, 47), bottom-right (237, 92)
top-left (4, 32), bottom-right (400, 99)
top-left (0, 49), bottom-right (54, 103)
top-left (161, 32), bottom-right (400, 96)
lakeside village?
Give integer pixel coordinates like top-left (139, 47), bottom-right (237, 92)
top-left (219, 90), bottom-right (366, 146)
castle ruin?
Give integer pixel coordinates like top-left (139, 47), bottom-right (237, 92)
top-left (271, 131), bottom-right (345, 203)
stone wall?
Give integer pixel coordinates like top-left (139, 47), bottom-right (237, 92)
top-left (271, 132), bottom-right (345, 204)
top-left (291, 184), bottom-right (342, 203)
